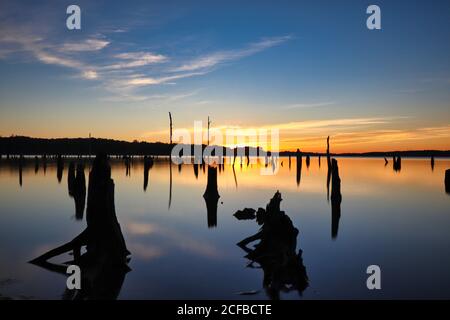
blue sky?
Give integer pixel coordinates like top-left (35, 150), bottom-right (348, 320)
top-left (0, 0), bottom-right (449, 151)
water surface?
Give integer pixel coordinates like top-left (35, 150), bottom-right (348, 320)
top-left (0, 157), bottom-right (449, 299)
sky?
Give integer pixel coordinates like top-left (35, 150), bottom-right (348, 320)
top-left (0, 0), bottom-right (449, 152)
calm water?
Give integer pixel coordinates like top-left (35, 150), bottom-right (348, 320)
top-left (0, 157), bottom-right (449, 300)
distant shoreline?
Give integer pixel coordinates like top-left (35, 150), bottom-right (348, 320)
top-left (1, 136), bottom-right (449, 158)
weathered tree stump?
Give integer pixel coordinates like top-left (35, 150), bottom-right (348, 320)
top-left (235, 191), bottom-right (309, 299)
top-left (30, 154), bottom-right (130, 299)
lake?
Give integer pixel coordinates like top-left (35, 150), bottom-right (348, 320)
top-left (0, 156), bottom-right (449, 299)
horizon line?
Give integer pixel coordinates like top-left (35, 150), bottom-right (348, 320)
top-left (1, 135), bottom-right (450, 155)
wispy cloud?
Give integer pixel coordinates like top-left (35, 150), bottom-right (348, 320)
top-left (100, 89), bottom-right (200, 103)
top-left (34, 49), bottom-right (84, 69)
top-left (170, 35), bottom-right (292, 72)
top-left (0, 8), bottom-right (292, 102)
top-left (117, 71), bottom-right (205, 88)
top-left (140, 117), bottom-right (450, 152)
top-left (102, 51), bottom-right (168, 70)
top-left (139, 116), bottom-right (397, 141)
top-left (59, 39), bottom-right (110, 52)
top-left (0, 29), bottom-right (101, 80)
top-left (82, 70), bottom-right (99, 80)
top-left (283, 101), bottom-right (335, 109)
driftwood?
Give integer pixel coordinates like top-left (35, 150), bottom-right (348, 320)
top-left (236, 191), bottom-right (309, 300)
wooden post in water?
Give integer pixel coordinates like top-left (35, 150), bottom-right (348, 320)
top-left (330, 158), bottom-right (342, 239)
top-left (326, 137), bottom-right (331, 201)
top-left (169, 112), bottom-right (173, 149)
top-left (207, 116), bottom-right (211, 146)
top-left (445, 169), bottom-right (450, 194)
top-left (296, 148), bottom-right (302, 186)
top-left (168, 112), bottom-right (173, 209)
top-left (203, 166), bottom-right (220, 227)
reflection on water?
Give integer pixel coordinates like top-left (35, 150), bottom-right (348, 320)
top-left (0, 156), bottom-right (449, 299)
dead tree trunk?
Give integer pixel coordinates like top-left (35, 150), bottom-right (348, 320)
top-left (203, 166), bottom-right (220, 227)
top-left (296, 149), bottom-right (302, 186)
top-left (445, 169), bottom-right (450, 194)
top-left (169, 112), bottom-right (173, 146)
top-left (330, 158), bottom-right (342, 239)
top-left (326, 137), bottom-right (331, 201)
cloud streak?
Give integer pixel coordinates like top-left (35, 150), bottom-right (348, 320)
top-left (0, 6), bottom-right (292, 102)
top-left (102, 52), bottom-right (168, 70)
top-left (283, 101), bottom-right (335, 109)
top-left (59, 39), bottom-right (110, 52)
top-left (170, 35), bottom-right (292, 72)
